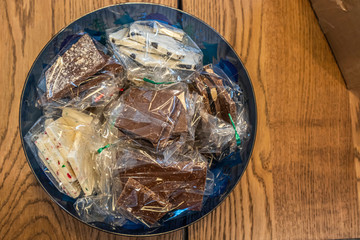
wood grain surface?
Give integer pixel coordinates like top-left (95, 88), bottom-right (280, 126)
top-left (0, 1), bottom-right (182, 239)
top-left (183, 0), bottom-right (360, 239)
top-left (1, 0), bottom-right (360, 239)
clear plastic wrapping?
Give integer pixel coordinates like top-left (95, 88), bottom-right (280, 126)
top-left (25, 108), bottom-right (102, 198)
top-left (75, 142), bottom-right (212, 227)
top-left (107, 21), bottom-right (203, 83)
top-left (192, 64), bottom-right (251, 158)
top-left (107, 81), bottom-right (202, 152)
top-left (36, 33), bottom-right (126, 110)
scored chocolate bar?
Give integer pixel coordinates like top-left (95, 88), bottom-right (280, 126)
top-left (45, 34), bottom-right (107, 100)
top-left (117, 178), bottom-right (172, 226)
top-left (114, 87), bottom-right (188, 148)
top-left (117, 149), bottom-right (208, 213)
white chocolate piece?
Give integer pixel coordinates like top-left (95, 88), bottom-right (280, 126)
top-left (109, 28), bottom-right (129, 42)
top-left (128, 31), bottom-right (186, 60)
top-left (62, 108), bottom-right (93, 127)
top-left (110, 27), bottom-right (185, 60)
top-left (118, 46), bottom-right (201, 71)
top-left (114, 38), bottom-right (183, 59)
top-left (35, 133), bottom-right (81, 198)
top-left (45, 118), bottom-right (75, 161)
top-left (67, 131), bottom-right (95, 196)
top-left (130, 21), bottom-right (185, 42)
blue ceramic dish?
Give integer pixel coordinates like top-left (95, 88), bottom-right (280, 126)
top-left (19, 3), bottom-right (256, 236)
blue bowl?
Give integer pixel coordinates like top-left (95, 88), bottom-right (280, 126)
top-left (19, 3), bottom-right (257, 236)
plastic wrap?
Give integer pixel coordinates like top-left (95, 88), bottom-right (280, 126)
top-left (74, 142), bottom-right (213, 227)
top-left (25, 108), bottom-right (102, 198)
top-left (26, 20), bottom-right (252, 230)
top-left (192, 64), bottom-right (251, 158)
top-left (108, 20), bottom-right (203, 83)
top-left (36, 33), bottom-right (126, 110)
top-left (107, 82), bottom-right (202, 152)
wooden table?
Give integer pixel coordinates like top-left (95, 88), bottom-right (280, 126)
top-left (1, 0), bottom-right (359, 239)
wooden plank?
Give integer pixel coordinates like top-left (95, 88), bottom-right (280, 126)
top-left (350, 90), bottom-right (360, 216)
top-left (0, 0), bottom-right (182, 239)
top-left (182, 0), bottom-right (360, 239)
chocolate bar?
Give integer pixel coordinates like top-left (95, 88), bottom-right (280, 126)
top-left (114, 87), bottom-right (188, 148)
top-left (117, 149), bottom-right (208, 214)
top-left (45, 34), bottom-right (108, 100)
top-left (118, 46), bottom-right (200, 71)
top-left (117, 178), bottom-right (172, 226)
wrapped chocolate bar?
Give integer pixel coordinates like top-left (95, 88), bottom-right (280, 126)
top-left (192, 64), bottom-right (251, 157)
top-left (107, 82), bottom-right (202, 152)
top-left (74, 142), bottom-right (213, 227)
top-left (37, 33), bottom-right (126, 110)
top-left (107, 20), bottom-right (203, 83)
top-left (25, 108), bottom-right (102, 198)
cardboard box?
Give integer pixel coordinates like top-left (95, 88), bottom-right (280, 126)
top-left (310, 0), bottom-right (360, 90)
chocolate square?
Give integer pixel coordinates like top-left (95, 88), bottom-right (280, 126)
top-left (115, 87), bottom-right (188, 148)
top-left (117, 178), bottom-right (172, 226)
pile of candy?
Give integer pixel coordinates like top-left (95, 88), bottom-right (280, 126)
top-left (25, 20), bottom-right (250, 227)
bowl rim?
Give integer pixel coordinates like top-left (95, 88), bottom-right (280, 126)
top-left (19, 2), bottom-right (258, 237)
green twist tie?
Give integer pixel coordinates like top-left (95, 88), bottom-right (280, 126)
top-left (97, 144), bottom-right (110, 153)
top-left (228, 113), bottom-right (241, 146)
top-left (143, 77), bottom-right (174, 85)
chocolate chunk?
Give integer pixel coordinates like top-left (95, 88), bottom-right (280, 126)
top-left (117, 178), bottom-right (172, 226)
top-left (177, 64), bottom-right (192, 70)
top-left (130, 53), bottom-right (136, 59)
top-left (59, 58), bottom-right (124, 99)
top-left (151, 42), bottom-right (158, 49)
top-left (114, 87), bottom-right (188, 148)
top-left (117, 150), bottom-right (208, 213)
top-left (45, 34), bottom-right (107, 100)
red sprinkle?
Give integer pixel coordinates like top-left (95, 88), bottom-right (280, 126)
top-left (67, 173), bottom-right (72, 179)
top-left (94, 93), bottom-right (105, 102)
top-left (56, 171), bottom-right (59, 175)
top-left (58, 161), bottom-right (60, 165)
top-left (44, 131), bottom-right (47, 134)
top-left (120, 88), bottom-right (124, 92)
top-left (46, 158), bottom-right (49, 160)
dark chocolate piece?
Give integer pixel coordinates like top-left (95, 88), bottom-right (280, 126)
top-left (60, 59), bottom-right (124, 99)
top-left (194, 66), bottom-right (237, 124)
top-left (177, 64), bottom-right (192, 70)
top-left (151, 42), bottom-right (158, 49)
top-left (117, 178), bottom-right (171, 226)
top-left (45, 34), bottom-right (107, 100)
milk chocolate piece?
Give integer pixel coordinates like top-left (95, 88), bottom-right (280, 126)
top-left (118, 150), bottom-right (207, 212)
top-left (117, 178), bottom-right (171, 226)
top-left (45, 34), bottom-right (107, 100)
top-left (114, 87), bottom-right (188, 148)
